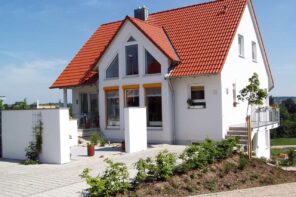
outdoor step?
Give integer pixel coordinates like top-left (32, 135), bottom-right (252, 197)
top-left (229, 127), bottom-right (248, 131)
top-left (227, 130), bottom-right (248, 136)
top-left (78, 129), bottom-right (101, 137)
top-left (226, 135), bottom-right (248, 140)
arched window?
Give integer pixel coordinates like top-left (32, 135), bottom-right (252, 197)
top-left (106, 54), bottom-right (119, 78)
top-left (145, 49), bottom-right (161, 74)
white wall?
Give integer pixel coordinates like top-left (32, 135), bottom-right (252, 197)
top-left (221, 3), bottom-right (271, 137)
top-left (124, 108), bottom-right (147, 153)
top-left (2, 109), bottom-right (77, 164)
top-left (97, 20), bottom-right (173, 144)
top-left (172, 75), bottom-right (223, 144)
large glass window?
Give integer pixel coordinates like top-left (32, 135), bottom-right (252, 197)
top-left (145, 49), bottom-right (161, 74)
top-left (190, 86), bottom-right (206, 108)
top-left (80, 93), bottom-right (88, 114)
top-left (106, 54), bottom-right (119, 78)
top-left (125, 89), bottom-right (139, 107)
top-left (146, 87), bottom-right (162, 127)
top-left (106, 90), bottom-right (120, 127)
top-left (125, 44), bottom-right (138, 75)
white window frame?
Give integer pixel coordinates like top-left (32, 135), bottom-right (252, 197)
top-left (252, 41), bottom-right (257, 62)
top-left (124, 36), bottom-right (139, 77)
top-left (189, 85), bottom-right (206, 109)
top-left (238, 34), bottom-right (244, 58)
top-left (105, 52), bottom-right (119, 80)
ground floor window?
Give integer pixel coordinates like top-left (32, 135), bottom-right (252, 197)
top-left (125, 89), bottom-right (139, 107)
top-left (106, 90), bottom-right (120, 127)
top-left (145, 87), bottom-right (162, 127)
top-left (190, 85), bottom-right (206, 108)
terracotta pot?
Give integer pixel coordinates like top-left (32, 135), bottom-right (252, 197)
top-left (87, 145), bottom-right (95, 156)
top-left (121, 141), bottom-right (125, 152)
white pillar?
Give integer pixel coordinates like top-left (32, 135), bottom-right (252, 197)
top-left (63, 89), bottom-right (68, 108)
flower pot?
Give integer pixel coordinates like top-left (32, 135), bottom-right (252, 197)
top-left (121, 141), bottom-right (125, 152)
top-left (87, 145), bottom-right (95, 156)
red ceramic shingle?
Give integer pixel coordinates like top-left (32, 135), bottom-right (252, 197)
top-left (52, 0), bottom-right (270, 88)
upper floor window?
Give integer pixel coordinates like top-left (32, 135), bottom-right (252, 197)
top-left (189, 86), bottom-right (206, 108)
top-left (106, 54), bottom-right (119, 78)
top-left (145, 49), bottom-right (161, 74)
top-left (238, 34), bottom-right (244, 57)
top-left (252, 41), bottom-right (257, 62)
top-left (125, 44), bottom-right (138, 75)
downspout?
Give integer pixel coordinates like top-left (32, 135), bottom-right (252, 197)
top-left (165, 74), bottom-right (176, 144)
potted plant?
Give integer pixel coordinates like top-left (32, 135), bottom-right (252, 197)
top-left (87, 133), bottom-right (99, 156)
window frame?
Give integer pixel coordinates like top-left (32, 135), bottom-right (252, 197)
top-left (252, 41), bottom-right (257, 62)
top-left (238, 34), bottom-right (245, 58)
top-left (189, 85), bottom-right (206, 109)
top-left (144, 84), bottom-right (163, 129)
top-left (144, 49), bottom-right (161, 75)
top-left (104, 87), bottom-right (120, 129)
top-left (125, 40), bottom-right (139, 76)
top-left (123, 85), bottom-right (140, 107)
top-left (105, 53), bottom-right (119, 79)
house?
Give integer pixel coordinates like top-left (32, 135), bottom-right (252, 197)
top-left (51, 0), bottom-right (279, 158)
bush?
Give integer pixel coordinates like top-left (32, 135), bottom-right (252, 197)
top-left (238, 154), bottom-right (249, 170)
top-left (221, 162), bottom-right (237, 175)
top-left (287, 148), bottom-right (296, 166)
top-left (80, 159), bottom-right (131, 197)
top-left (134, 150), bottom-right (177, 184)
top-left (90, 132), bottom-right (107, 147)
top-left (179, 138), bottom-right (238, 172)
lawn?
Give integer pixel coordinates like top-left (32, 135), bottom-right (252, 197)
top-left (271, 138), bottom-right (296, 146)
top-left (271, 148), bottom-right (296, 158)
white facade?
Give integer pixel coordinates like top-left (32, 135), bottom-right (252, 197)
top-left (2, 109), bottom-right (77, 164)
top-left (68, 1), bottom-right (276, 158)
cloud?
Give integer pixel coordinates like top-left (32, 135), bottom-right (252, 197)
top-left (0, 52), bottom-right (69, 104)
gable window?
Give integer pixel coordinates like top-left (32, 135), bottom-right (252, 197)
top-left (127, 36), bottom-right (136, 42)
top-left (125, 89), bottom-right (139, 107)
top-left (145, 49), bottom-right (161, 74)
top-left (105, 89), bottom-right (120, 127)
top-left (189, 86), bottom-right (206, 108)
top-left (145, 86), bottom-right (162, 127)
top-left (106, 54), bottom-right (119, 78)
top-left (252, 41), bottom-right (257, 62)
top-left (125, 44), bottom-right (138, 75)
top-left (238, 34), bottom-right (244, 57)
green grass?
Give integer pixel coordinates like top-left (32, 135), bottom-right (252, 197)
top-left (271, 138), bottom-right (296, 146)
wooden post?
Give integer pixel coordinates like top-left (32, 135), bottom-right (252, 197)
top-left (247, 115), bottom-right (252, 159)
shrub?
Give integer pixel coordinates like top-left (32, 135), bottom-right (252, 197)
top-left (215, 137), bottom-right (238, 160)
top-left (155, 150), bottom-right (177, 181)
top-left (134, 157), bottom-right (156, 184)
top-left (287, 148), bottom-right (296, 166)
top-left (221, 162), bottom-right (237, 175)
top-left (80, 159), bottom-right (131, 197)
top-left (238, 154), bottom-right (249, 170)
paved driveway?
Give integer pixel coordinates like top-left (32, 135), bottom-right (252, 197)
top-left (0, 144), bottom-right (185, 197)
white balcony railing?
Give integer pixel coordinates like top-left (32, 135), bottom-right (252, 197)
top-left (251, 107), bottom-right (280, 127)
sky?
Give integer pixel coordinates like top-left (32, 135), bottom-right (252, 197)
top-left (0, 0), bottom-right (295, 104)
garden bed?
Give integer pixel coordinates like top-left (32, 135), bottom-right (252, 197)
top-left (126, 154), bottom-right (296, 197)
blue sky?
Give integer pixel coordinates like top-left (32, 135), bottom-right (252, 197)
top-left (0, 0), bottom-right (295, 104)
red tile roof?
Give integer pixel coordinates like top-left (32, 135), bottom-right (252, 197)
top-left (51, 0), bottom-right (271, 88)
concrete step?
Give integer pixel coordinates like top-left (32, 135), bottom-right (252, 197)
top-left (229, 127), bottom-right (248, 131)
top-left (78, 128), bottom-right (100, 137)
top-left (227, 130), bottom-right (248, 136)
top-left (226, 135), bottom-right (248, 140)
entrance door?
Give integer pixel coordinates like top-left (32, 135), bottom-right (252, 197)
top-left (90, 94), bottom-right (99, 128)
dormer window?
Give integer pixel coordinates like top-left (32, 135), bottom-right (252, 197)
top-left (252, 41), bottom-right (257, 62)
top-left (106, 54), bottom-right (119, 78)
top-left (145, 49), bottom-right (161, 74)
top-left (125, 44), bottom-right (138, 75)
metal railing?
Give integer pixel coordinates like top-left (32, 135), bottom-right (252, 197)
top-left (251, 106), bottom-right (280, 127)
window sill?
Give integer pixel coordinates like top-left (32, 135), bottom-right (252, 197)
top-left (252, 60), bottom-right (257, 63)
top-left (123, 75), bottom-right (139, 79)
top-left (239, 55), bottom-right (245, 58)
top-left (104, 77), bottom-right (119, 81)
top-left (106, 126), bottom-right (120, 130)
top-left (148, 127), bottom-right (163, 131)
top-left (143, 73), bottom-right (161, 77)
top-left (188, 106), bottom-right (206, 109)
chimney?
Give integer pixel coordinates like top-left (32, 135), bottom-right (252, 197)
top-left (134, 6), bottom-right (149, 21)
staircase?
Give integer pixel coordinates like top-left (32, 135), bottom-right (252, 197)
top-left (226, 126), bottom-right (249, 150)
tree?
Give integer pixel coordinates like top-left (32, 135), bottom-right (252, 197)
top-left (237, 73), bottom-right (268, 115)
top-left (0, 99), bottom-right (4, 110)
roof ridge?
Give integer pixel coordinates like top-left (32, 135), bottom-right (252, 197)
top-left (149, 0), bottom-right (225, 16)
